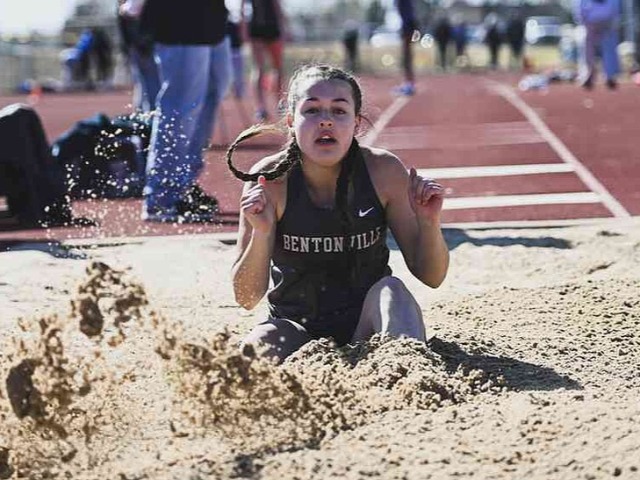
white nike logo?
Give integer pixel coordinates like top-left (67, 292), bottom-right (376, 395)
top-left (358, 207), bottom-right (375, 217)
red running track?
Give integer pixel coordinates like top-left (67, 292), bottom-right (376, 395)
top-left (0, 72), bottom-right (637, 242)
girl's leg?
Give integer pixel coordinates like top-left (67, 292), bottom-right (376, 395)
top-left (250, 40), bottom-right (269, 119)
top-left (351, 276), bottom-right (426, 343)
top-left (241, 318), bottom-right (312, 363)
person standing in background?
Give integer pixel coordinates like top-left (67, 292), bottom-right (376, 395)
top-left (451, 15), bottom-right (468, 63)
top-left (343, 19), bottom-right (360, 73)
top-left (118, 0), bottom-right (160, 112)
top-left (574, 0), bottom-right (621, 89)
top-left (393, 0), bottom-right (418, 96)
top-left (505, 12), bottom-right (525, 70)
top-left (484, 13), bottom-right (504, 70)
top-left (242, 0), bottom-right (288, 122)
top-left (119, 0), bottom-right (231, 223)
top-left (433, 15), bottom-right (452, 71)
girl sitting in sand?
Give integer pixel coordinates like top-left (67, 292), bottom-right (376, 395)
top-left (227, 64), bottom-right (449, 362)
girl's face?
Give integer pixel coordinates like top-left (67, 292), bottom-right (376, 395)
top-left (287, 78), bottom-right (360, 169)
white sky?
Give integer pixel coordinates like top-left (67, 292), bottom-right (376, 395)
top-left (0, 0), bottom-right (79, 35)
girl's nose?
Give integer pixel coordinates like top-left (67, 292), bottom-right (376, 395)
top-left (319, 113), bottom-right (333, 127)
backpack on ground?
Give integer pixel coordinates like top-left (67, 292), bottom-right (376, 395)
top-left (51, 112), bottom-right (151, 199)
top-left (0, 104), bottom-right (72, 227)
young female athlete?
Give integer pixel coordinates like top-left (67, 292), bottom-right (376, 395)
top-left (227, 64), bottom-right (449, 363)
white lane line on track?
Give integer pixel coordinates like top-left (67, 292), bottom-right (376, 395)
top-left (445, 192), bottom-right (601, 210)
top-left (486, 80), bottom-right (630, 218)
top-left (417, 163), bottom-right (574, 179)
top-left (361, 96), bottom-right (410, 146)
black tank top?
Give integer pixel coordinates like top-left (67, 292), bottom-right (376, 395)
top-left (268, 148), bottom-right (391, 331)
top-left (141, 0), bottom-right (228, 45)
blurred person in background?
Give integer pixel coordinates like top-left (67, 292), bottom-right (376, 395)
top-left (573, 0), bottom-right (621, 89)
top-left (343, 19), bottom-right (360, 73)
top-left (451, 15), bottom-right (469, 64)
top-left (393, 0), bottom-right (418, 95)
top-left (484, 13), bottom-right (504, 70)
top-left (433, 15), bottom-right (452, 71)
top-left (241, 0), bottom-right (288, 122)
top-left (506, 12), bottom-right (525, 70)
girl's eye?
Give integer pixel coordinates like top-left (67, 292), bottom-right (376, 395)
top-left (333, 108), bottom-right (347, 115)
top-left (304, 107), bottom-right (319, 114)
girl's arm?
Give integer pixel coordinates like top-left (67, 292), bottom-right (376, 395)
top-left (371, 150), bottom-right (449, 287)
top-left (232, 176), bottom-right (277, 310)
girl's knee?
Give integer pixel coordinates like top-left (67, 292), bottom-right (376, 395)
top-left (241, 318), bottom-right (311, 363)
top-left (369, 276), bottom-right (412, 299)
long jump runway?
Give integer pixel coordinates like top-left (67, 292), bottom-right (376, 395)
top-left (0, 72), bottom-right (637, 242)
top-left (370, 74), bottom-right (636, 227)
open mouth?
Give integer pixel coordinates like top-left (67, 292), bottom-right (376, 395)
top-left (315, 134), bottom-right (337, 145)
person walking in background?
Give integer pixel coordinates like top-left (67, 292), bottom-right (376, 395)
top-left (505, 12), bottom-right (525, 70)
top-left (241, 0), bottom-right (288, 122)
top-left (343, 19), bottom-right (360, 73)
top-left (433, 15), bottom-right (452, 71)
top-left (122, 0), bottom-right (231, 223)
top-left (118, 0), bottom-right (160, 112)
top-left (451, 15), bottom-right (468, 64)
top-left (393, 0), bottom-right (418, 95)
top-left (484, 13), bottom-right (504, 70)
top-left (226, 64), bottom-right (449, 362)
top-left (573, 0), bottom-right (621, 89)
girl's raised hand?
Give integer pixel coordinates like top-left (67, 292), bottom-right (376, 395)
top-left (408, 168), bottom-right (445, 224)
top-left (241, 175), bottom-right (276, 234)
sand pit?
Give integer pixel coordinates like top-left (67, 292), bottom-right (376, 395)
top-left (0, 219), bottom-right (639, 479)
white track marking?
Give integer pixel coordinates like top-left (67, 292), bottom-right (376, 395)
top-left (445, 192), bottom-right (601, 210)
top-left (486, 81), bottom-right (630, 218)
top-left (417, 163), bottom-right (574, 179)
top-left (361, 96), bottom-right (410, 146)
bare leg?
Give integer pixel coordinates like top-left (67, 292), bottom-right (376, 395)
top-left (241, 318), bottom-right (312, 363)
top-left (351, 276), bottom-right (426, 343)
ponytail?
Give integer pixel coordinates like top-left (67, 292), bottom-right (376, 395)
top-left (225, 125), bottom-right (302, 182)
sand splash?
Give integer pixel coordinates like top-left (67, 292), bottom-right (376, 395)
top-left (0, 261), bottom-right (503, 477)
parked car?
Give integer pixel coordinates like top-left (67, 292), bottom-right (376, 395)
top-left (525, 16), bottom-right (563, 45)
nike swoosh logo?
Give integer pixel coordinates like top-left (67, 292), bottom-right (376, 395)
top-left (358, 207), bottom-right (375, 217)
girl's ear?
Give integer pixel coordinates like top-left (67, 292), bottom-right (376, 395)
top-left (286, 112), bottom-right (293, 128)
top-left (354, 114), bottom-right (362, 133)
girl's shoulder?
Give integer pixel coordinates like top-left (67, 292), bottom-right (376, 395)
top-left (360, 145), bottom-right (410, 205)
top-left (361, 144), bottom-right (407, 176)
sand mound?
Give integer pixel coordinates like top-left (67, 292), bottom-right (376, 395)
top-left (0, 260), bottom-right (505, 478)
